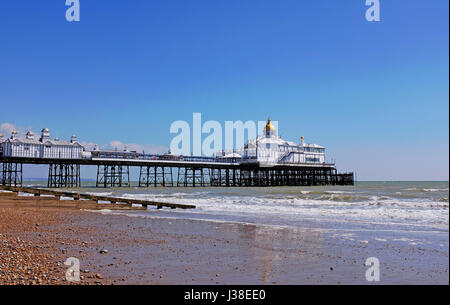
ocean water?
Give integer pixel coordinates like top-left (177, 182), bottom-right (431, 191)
top-left (19, 180), bottom-right (449, 284)
top-left (26, 181), bottom-right (449, 233)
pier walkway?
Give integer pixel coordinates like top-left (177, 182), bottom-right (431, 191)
top-left (0, 154), bottom-right (354, 188)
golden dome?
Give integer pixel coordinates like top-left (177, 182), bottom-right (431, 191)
top-left (264, 118), bottom-right (276, 132)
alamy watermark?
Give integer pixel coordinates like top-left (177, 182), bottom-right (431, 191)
top-left (365, 257), bottom-right (381, 282)
top-left (65, 1), bottom-right (380, 23)
top-left (65, 257), bottom-right (80, 282)
top-left (65, 0), bottom-right (80, 22)
top-left (169, 113), bottom-right (278, 156)
top-left (365, 0), bottom-right (381, 22)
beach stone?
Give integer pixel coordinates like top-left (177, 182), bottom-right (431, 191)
top-left (99, 248), bottom-right (108, 254)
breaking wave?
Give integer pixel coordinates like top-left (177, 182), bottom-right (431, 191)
top-left (57, 181), bottom-right (450, 232)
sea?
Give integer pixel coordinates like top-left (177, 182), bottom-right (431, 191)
top-left (23, 181), bottom-right (449, 234)
top-left (18, 180), bottom-right (449, 283)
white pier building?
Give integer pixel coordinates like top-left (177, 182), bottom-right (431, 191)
top-left (220, 118), bottom-right (327, 166)
top-left (0, 128), bottom-right (84, 159)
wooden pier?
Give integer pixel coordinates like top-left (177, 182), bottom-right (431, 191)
top-left (0, 186), bottom-right (196, 210)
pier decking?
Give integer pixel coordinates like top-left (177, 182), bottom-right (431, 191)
top-left (0, 155), bottom-right (354, 188)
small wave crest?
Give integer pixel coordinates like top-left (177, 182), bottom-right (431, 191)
top-left (403, 187), bottom-right (449, 193)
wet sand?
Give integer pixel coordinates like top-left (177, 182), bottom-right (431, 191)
top-left (0, 195), bottom-right (448, 285)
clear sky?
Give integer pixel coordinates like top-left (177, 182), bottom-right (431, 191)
top-left (0, 0), bottom-right (448, 180)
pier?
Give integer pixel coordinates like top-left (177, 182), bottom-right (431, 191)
top-left (0, 119), bottom-right (354, 188)
top-left (0, 155), bottom-right (354, 188)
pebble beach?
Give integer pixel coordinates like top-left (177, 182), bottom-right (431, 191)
top-left (1, 188), bottom-right (448, 285)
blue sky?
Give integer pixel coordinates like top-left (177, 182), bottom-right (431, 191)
top-left (0, 0), bottom-right (448, 180)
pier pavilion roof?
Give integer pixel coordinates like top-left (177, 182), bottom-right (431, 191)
top-left (245, 135), bottom-right (298, 148)
top-left (303, 143), bottom-right (324, 149)
top-left (4, 129), bottom-right (83, 147)
top-left (242, 133), bottom-right (324, 150)
top-left (264, 118), bottom-right (276, 132)
top-left (6, 137), bottom-right (83, 147)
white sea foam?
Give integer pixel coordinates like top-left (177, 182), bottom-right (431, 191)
top-left (374, 238), bottom-right (387, 242)
top-left (403, 188), bottom-right (449, 192)
top-left (18, 192), bottom-right (35, 197)
top-left (86, 192), bottom-right (113, 196)
top-left (76, 182), bottom-right (449, 233)
top-left (98, 209), bottom-right (113, 213)
top-left (110, 192), bottom-right (449, 231)
top-left (424, 188), bottom-right (449, 192)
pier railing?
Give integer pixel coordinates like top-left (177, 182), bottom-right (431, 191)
top-left (92, 151), bottom-right (237, 163)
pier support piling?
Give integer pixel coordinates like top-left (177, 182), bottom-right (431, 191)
top-left (48, 163), bottom-right (81, 188)
top-left (177, 167), bottom-right (206, 187)
top-left (96, 165), bottom-right (130, 188)
top-left (0, 162), bottom-right (22, 187)
top-left (139, 166), bottom-right (174, 187)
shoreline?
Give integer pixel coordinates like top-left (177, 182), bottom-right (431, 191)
top-left (0, 196), bottom-right (448, 285)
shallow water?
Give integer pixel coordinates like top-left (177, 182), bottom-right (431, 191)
top-left (21, 180), bottom-right (450, 281)
top-left (26, 181), bottom-right (449, 234)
